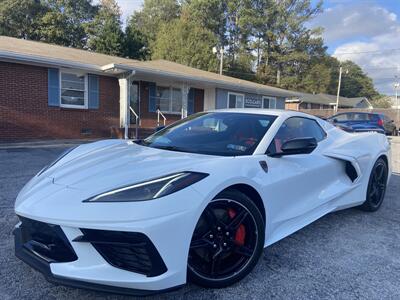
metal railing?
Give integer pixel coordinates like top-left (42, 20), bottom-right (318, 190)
top-left (157, 109), bottom-right (166, 127)
top-left (129, 106), bottom-right (139, 139)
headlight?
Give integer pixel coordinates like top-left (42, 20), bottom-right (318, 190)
top-left (84, 172), bottom-right (209, 203)
top-left (37, 146), bottom-right (77, 176)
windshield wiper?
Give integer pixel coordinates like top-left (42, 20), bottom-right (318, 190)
top-left (152, 145), bottom-right (188, 153)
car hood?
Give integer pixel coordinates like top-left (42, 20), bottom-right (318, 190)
top-left (16, 140), bottom-right (220, 205)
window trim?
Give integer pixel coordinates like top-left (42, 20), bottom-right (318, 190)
top-left (266, 116), bottom-right (327, 156)
top-left (59, 70), bottom-right (88, 109)
top-left (227, 92), bottom-right (245, 108)
top-left (262, 96), bottom-right (277, 109)
top-left (155, 85), bottom-right (182, 115)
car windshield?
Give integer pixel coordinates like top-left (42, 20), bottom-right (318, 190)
top-left (140, 112), bottom-right (277, 156)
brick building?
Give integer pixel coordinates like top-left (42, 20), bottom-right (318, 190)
top-left (0, 36), bottom-right (295, 140)
top-left (285, 92), bottom-right (373, 111)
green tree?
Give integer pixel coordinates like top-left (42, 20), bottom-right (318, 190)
top-left (182, 0), bottom-right (227, 46)
top-left (301, 63), bottom-right (331, 94)
top-left (183, 0), bottom-right (255, 76)
top-left (128, 0), bottom-right (180, 46)
top-left (263, 0), bottom-right (323, 88)
top-left (152, 18), bottom-right (218, 71)
top-left (0, 0), bottom-right (47, 39)
top-left (124, 25), bottom-right (149, 59)
top-left (39, 0), bottom-right (97, 48)
top-left (85, 0), bottom-right (124, 56)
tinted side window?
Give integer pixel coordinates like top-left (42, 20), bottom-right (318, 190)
top-left (369, 114), bottom-right (380, 122)
top-left (352, 113), bottom-right (369, 121)
top-left (334, 113), bottom-right (350, 121)
top-left (267, 117), bottom-right (326, 155)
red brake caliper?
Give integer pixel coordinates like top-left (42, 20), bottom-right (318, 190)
top-left (228, 208), bottom-right (246, 246)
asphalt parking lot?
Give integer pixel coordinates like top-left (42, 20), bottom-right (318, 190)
top-left (0, 138), bottom-right (399, 300)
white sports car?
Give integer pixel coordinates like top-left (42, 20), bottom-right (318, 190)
top-left (14, 109), bottom-right (391, 296)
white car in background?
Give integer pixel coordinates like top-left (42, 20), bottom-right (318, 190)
top-left (14, 109), bottom-right (391, 295)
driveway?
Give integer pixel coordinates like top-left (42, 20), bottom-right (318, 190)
top-left (0, 138), bottom-right (399, 300)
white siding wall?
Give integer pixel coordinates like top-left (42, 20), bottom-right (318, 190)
top-left (203, 87), bottom-right (216, 111)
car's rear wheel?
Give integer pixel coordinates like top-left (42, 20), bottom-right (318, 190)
top-left (359, 158), bottom-right (388, 212)
top-left (187, 190), bottom-right (265, 288)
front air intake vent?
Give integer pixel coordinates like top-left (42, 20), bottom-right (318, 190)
top-left (75, 229), bottom-right (167, 277)
top-left (345, 161), bottom-right (358, 182)
top-left (18, 216), bottom-right (78, 262)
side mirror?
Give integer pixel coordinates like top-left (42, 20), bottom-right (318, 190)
top-left (155, 125), bottom-right (165, 133)
top-left (332, 118), bottom-right (338, 123)
top-left (270, 137), bottom-right (317, 157)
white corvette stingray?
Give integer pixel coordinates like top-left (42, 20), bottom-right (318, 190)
top-left (14, 109), bottom-right (391, 295)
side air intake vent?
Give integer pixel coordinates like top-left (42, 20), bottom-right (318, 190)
top-left (345, 161), bottom-right (358, 182)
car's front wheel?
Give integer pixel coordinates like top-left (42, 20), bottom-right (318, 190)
top-left (187, 190), bottom-right (265, 288)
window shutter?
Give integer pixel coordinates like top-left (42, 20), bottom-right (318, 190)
top-left (88, 74), bottom-right (99, 109)
top-left (148, 82), bottom-right (156, 112)
top-left (188, 88), bottom-right (195, 115)
top-left (48, 68), bottom-right (60, 107)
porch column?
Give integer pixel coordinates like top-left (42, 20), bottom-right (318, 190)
top-left (181, 83), bottom-right (189, 119)
top-left (118, 71), bottom-right (135, 139)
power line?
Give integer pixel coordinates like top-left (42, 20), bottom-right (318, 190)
top-left (334, 48), bottom-right (400, 55)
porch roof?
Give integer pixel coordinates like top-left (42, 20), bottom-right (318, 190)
top-left (0, 35), bottom-right (297, 98)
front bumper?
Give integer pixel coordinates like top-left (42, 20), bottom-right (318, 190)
top-left (13, 224), bottom-right (181, 296)
top-left (14, 180), bottom-right (208, 293)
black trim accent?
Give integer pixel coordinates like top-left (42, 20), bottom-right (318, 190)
top-left (14, 225), bottom-right (182, 296)
top-left (75, 228), bottom-right (168, 277)
top-left (18, 216), bottom-right (77, 263)
top-left (345, 161), bottom-right (358, 182)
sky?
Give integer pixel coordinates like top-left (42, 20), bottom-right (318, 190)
top-left (113, 0), bottom-right (400, 95)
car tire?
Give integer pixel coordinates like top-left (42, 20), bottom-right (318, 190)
top-left (359, 158), bottom-right (388, 212)
top-left (187, 190), bottom-right (265, 288)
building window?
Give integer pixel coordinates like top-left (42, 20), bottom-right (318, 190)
top-left (155, 86), bottom-right (182, 114)
top-left (262, 96), bottom-right (277, 108)
top-left (60, 71), bottom-right (87, 108)
top-left (228, 92), bottom-right (244, 108)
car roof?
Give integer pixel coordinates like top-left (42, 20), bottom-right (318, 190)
top-left (207, 108), bottom-right (318, 119)
top-left (334, 111), bottom-right (378, 116)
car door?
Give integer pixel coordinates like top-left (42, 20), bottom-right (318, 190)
top-left (262, 117), bottom-right (344, 244)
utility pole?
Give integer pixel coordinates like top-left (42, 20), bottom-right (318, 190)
top-left (213, 47), bottom-right (224, 75)
top-left (335, 66), bottom-right (343, 113)
top-left (219, 48), bottom-right (224, 75)
top-left (277, 69), bottom-right (281, 86)
top-left (395, 81), bottom-right (400, 129)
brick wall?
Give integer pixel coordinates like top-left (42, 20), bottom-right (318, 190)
top-left (0, 61), bottom-right (120, 140)
top-left (299, 108), bottom-right (400, 128)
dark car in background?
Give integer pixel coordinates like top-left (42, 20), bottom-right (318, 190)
top-left (327, 112), bottom-right (397, 136)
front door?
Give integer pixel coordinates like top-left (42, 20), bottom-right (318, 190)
top-left (262, 117), bottom-right (342, 243)
top-left (130, 82), bottom-right (139, 124)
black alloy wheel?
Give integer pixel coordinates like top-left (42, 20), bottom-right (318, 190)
top-left (360, 158), bottom-right (388, 212)
top-left (188, 190), bottom-right (264, 288)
